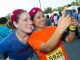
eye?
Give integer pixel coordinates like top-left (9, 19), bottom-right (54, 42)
top-left (37, 16), bottom-right (40, 19)
top-left (24, 18), bottom-right (28, 21)
top-left (29, 18), bottom-right (31, 20)
top-left (42, 15), bottom-right (45, 18)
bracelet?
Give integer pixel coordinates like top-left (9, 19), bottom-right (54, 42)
top-left (69, 26), bottom-right (76, 32)
top-left (69, 29), bottom-right (76, 32)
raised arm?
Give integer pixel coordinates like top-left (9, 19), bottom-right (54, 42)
top-left (40, 15), bottom-right (71, 52)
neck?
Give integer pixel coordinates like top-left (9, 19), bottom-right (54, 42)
top-left (35, 27), bottom-right (45, 32)
top-left (16, 29), bottom-right (28, 41)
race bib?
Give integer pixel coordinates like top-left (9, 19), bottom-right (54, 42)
top-left (46, 47), bottom-right (65, 60)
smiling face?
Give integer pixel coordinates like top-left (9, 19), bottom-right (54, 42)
top-left (33, 10), bottom-right (46, 29)
top-left (14, 11), bottom-right (33, 33)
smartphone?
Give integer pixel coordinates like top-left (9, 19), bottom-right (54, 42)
top-left (65, 10), bottom-right (72, 17)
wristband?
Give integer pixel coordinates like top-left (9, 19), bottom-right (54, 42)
top-left (69, 26), bottom-right (76, 32)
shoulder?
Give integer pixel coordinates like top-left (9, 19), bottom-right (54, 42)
top-left (45, 26), bottom-right (56, 31)
top-left (6, 31), bottom-right (15, 37)
top-left (28, 32), bottom-right (38, 40)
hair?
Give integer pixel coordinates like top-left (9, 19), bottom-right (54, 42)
top-left (31, 14), bottom-right (35, 20)
top-left (29, 7), bottom-right (43, 20)
top-left (78, 7), bottom-right (80, 11)
top-left (54, 13), bottom-right (57, 16)
top-left (0, 17), bottom-right (8, 24)
top-left (77, 7), bottom-right (80, 14)
top-left (31, 10), bottom-right (44, 20)
top-left (10, 10), bottom-right (27, 30)
top-left (15, 10), bottom-right (27, 23)
top-left (46, 15), bottom-right (49, 19)
top-left (72, 9), bottom-right (76, 12)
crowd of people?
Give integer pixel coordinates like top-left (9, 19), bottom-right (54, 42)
top-left (46, 7), bottom-right (80, 39)
top-left (0, 6), bottom-right (79, 60)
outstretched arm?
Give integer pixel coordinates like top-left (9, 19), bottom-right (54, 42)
top-left (40, 14), bottom-right (71, 52)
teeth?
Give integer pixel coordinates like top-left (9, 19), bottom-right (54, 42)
top-left (40, 22), bottom-right (45, 24)
top-left (42, 22), bottom-right (44, 23)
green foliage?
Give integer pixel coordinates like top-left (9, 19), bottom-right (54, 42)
top-left (5, 13), bottom-right (10, 20)
top-left (43, 0), bottom-right (79, 14)
top-left (53, 7), bottom-right (64, 12)
top-left (44, 7), bottom-right (53, 14)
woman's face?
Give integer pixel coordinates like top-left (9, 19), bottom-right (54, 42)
top-left (14, 12), bottom-right (33, 33)
top-left (33, 11), bottom-right (46, 28)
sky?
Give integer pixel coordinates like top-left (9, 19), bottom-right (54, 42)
top-left (0, 0), bottom-right (75, 17)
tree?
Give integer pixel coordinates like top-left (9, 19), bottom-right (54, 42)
top-left (75, 0), bottom-right (79, 5)
top-left (5, 13), bottom-right (10, 20)
top-left (44, 7), bottom-right (53, 14)
top-left (52, 7), bottom-right (64, 12)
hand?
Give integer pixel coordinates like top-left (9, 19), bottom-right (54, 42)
top-left (57, 14), bottom-right (71, 32)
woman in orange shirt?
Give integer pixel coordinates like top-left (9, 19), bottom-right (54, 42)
top-left (28, 7), bottom-right (77, 60)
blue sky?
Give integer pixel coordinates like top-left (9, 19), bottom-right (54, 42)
top-left (0, 0), bottom-right (75, 17)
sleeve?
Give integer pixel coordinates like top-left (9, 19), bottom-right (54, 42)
top-left (28, 38), bottom-right (43, 51)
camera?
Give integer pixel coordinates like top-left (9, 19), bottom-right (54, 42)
top-left (65, 10), bottom-right (72, 17)
top-left (65, 10), bottom-right (77, 19)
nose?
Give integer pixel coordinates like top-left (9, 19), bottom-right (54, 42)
top-left (41, 17), bottom-right (45, 21)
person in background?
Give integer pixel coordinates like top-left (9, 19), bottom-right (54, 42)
top-left (0, 9), bottom-right (37, 60)
top-left (72, 9), bottom-right (77, 19)
top-left (51, 14), bottom-right (54, 22)
top-left (28, 7), bottom-right (77, 60)
top-left (62, 17), bottom-right (78, 42)
top-left (0, 17), bottom-right (11, 40)
top-left (59, 11), bottom-right (62, 17)
top-left (77, 7), bottom-right (80, 38)
top-left (0, 17), bottom-right (11, 59)
top-left (62, 7), bottom-right (79, 42)
top-left (46, 15), bottom-right (52, 26)
top-left (53, 13), bottom-right (58, 26)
